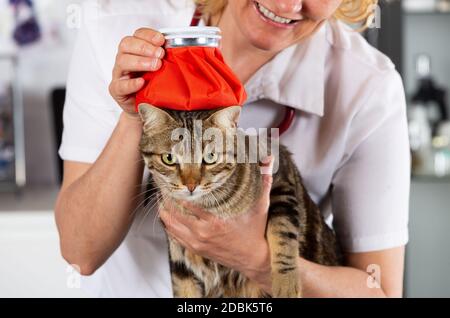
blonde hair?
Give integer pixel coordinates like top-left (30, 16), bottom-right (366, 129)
top-left (194, 0), bottom-right (379, 31)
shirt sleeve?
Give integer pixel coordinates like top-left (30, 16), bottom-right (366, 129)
top-left (58, 4), bottom-right (120, 164)
top-left (331, 69), bottom-right (411, 253)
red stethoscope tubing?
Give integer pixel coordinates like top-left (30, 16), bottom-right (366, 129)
top-left (190, 8), bottom-right (295, 137)
top-left (190, 7), bottom-right (203, 27)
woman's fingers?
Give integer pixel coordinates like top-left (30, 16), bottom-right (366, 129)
top-left (260, 173), bottom-right (273, 213)
top-left (161, 202), bottom-right (203, 227)
top-left (161, 209), bottom-right (212, 254)
top-left (119, 36), bottom-right (165, 59)
top-left (109, 28), bottom-right (165, 111)
top-left (113, 54), bottom-right (162, 79)
top-left (133, 28), bottom-right (165, 46)
top-left (181, 201), bottom-right (214, 222)
top-left (260, 155), bottom-right (274, 175)
top-left (257, 156), bottom-right (274, 214)
top-left (160, 209), bottom-right (195, 239)
top-left (162, 198), bottom-right (213, 223)
top-left (162, 214), bottom-right (190, 241)
top-left (109, 77), bottom-right (145, 99)
top-left (260, 156), bottom-right (274, 192)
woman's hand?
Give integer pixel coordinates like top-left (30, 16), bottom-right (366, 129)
top-left (109, 28), bottom-right (165, 116)
top-left (159, 160), bottom-right (274, 291)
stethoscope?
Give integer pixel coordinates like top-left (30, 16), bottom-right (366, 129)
top-left (190, 7), bottom-right (296, 136)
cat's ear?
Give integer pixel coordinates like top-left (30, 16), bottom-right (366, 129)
top-left (206, 106), bottom-right (241, 129)
top-left (138, 103), bottom-right (176, 131)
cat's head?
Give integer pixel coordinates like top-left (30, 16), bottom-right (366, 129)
top-left (138, 103), bottom-right (242, 202)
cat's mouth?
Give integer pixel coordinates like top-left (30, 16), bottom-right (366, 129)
top-left (169, 188), bottom-right (206, 201)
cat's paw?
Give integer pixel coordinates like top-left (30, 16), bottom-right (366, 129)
top-left (272, 273), bottom-right (302, 298)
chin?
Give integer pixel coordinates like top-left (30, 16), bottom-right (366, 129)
top-left (239, 19), bottom-right (296, 51)
top-left (248, 36), bottom-right (282, 51)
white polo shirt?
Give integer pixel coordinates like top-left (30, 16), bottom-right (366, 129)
top-left (59, 0), bottom-right (410, 297)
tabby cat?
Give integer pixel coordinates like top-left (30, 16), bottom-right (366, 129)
top-left (138, 103), bottom-right (342, 298)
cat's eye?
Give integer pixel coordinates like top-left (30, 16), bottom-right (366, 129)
top-left (203, 152), bottom-right (218, 165)
top-left (161, 153), bottom-right (177, 166)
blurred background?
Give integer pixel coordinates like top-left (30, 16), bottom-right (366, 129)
top-left (0, 0), bottom-right (450, 298)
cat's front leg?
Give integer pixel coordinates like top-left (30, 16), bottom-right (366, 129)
top-left (266, 205), bottom-right (302, 298)
top-left (171, 262), bottom-right (204, 298)
top-left (169, 238), bottom-right (204, 298)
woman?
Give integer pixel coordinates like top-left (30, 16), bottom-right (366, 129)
top-left (55, 0), bottom-right (410, 297)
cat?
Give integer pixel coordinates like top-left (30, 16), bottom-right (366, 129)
top-left (138, 103), bottom-right (342, 298)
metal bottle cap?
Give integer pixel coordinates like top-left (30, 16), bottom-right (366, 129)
top-left (159, 26), bottom-right (221, 48)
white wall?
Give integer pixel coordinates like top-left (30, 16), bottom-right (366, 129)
top-left (406, 180), bottom-right (450, 297)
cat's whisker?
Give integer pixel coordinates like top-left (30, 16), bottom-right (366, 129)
top-left (130, 183), bottom-right (171, 220)
top-left (130, 184), bottom-right (165, 213)
top-left (130, 197), bottom-right (152, 218)
top-left (153, 195), bottom-right (177, 235)
top-left (151, 194), bottom-right (182, 237)
top-left (131, 187), bottom-right (160, 201)
top-left (208, 189), bottom-right (229, 218)
top-left (137, 192), bottom-right (163, 233)
top-left (134, 157), bottom-right (145, 165)
top-left (137, 183), bottom-right (171, 226)
top-left (152, 194), bottom-right (170, 233)
top-left (207, 191), bottom-right (221, 210)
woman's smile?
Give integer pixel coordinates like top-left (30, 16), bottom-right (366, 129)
top-left (252, 0), bottom-right (305, 29)
top-left (222, 0), bottom-right (342, 53)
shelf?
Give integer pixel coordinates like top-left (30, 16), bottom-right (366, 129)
top-left (0, 55), bottom-right (26, 192)
top-left (0, 186), bottom-right (58, 212)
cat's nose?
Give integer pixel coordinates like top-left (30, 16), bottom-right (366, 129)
top-left (186, 183), bottom-right (197, 193)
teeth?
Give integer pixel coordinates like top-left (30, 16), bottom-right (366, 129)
top-left (257, 3), bottom-right (293, 24)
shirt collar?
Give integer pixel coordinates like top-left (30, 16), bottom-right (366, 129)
top-left (245, 22), bottom-right (331, 117)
